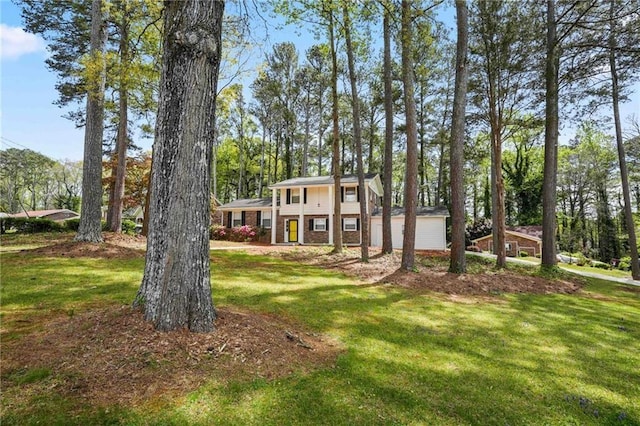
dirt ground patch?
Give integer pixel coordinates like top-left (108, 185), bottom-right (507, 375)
top-left (273, 246), bottom-right (582, 295)
top-left (2, 306), bottom-right (340, 407)
top-left (26, 233), bottom-right (147, 259)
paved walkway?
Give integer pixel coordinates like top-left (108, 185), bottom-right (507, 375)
top-left (467, 251), bottom-right (640, 287)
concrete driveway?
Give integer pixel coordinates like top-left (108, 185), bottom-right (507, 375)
top-left (467, 251), bottom-right (639, 287)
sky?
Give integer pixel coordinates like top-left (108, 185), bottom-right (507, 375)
top-left (0, 1), bottom-right (638, 163)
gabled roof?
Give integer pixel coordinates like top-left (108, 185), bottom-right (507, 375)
top-left (371, 206), bottom-right (449, 217)
top-left (507, 225), bottom-right (543, 239)
top-left (472, 230), bottom-right (542, 243)
top-left (218, 198), bottom-right (273, 210)
top-left (269, 173), bottom-right (379, 189)
top-left (11, 209), bottom-right (79, 218)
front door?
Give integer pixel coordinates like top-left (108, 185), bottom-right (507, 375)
top-left (288, 219), bottom-right (298, 243)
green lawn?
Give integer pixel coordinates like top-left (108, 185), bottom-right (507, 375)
top-left (1, 244), bottom-right (639, 425)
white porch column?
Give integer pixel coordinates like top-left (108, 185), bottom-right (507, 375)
top-left (271, 188), bottom-right (277, 244)
top-left (328, 185), bottom-right (334, 245)
top-left (298, 186), bottom-right (304, 244)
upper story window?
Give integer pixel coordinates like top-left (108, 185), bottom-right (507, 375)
top-left (344, 186), bottom-right (357, 202)
top-left (287, 188), bottom-right (302, 204)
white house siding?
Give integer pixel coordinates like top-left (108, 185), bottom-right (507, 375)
top-left (371, 216), bottom-right (447, 250)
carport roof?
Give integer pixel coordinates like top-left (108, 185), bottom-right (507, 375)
top-left (371, 206), bottom-right (449, 217)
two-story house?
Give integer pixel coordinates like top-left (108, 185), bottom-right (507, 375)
top-left (218, 174), bottom-right (383, 246)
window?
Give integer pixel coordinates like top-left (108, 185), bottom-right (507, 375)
top-left (505, 243), bottom-right (512, 251)
top-left (232, 211), bottom-right (243, 227)
top-left (313, 218), bottom-right (327, 231)
top-left (344, 187), bottom-right (357, 202)
top-left (261, 211), bottom-right (272, 229)
top-left (343, 218), bottom-right (358, 231)
top-left (291, 189), bottom-right (300, 204)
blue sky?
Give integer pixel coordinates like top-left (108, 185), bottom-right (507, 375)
top-left (1, 1), bottom-right (638, 163)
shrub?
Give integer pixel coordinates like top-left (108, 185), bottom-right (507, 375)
top-left (571, 252), bottom-right (588, 266)
top-left (121, 219), bottom-right (137, 235)
top-left (590, 260), bottom-right (611, 270)
top-left (618, 256), bottom-right (631, 271)
top-left (65, 218), bottom-right (80, 231)
top-left (519, 251), bottom-right (529, 257)
top-left (0, 217), bottom-right (66, 233)
top-left (230, 225), bottom-right (258, 242)
top-left (210, 225), bottom-right (228, 240)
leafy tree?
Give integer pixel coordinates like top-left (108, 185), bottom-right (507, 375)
top-left (134, 0), bottom-right (223, 332)
top-left (502, 125), bottom-right (544, 225)
top-left (0, 148), bottom-right (56, 212)
top-left (469, 0), bottom-right (540, 268)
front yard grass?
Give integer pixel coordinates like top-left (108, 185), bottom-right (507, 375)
top-left (1, 245), bottom-right (639, 425)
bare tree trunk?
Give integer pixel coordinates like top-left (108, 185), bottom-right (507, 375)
top-left (609, 0), bottom-right (639, 280)
top-left (134, 0), bottom-right (223, 332)
top-left (448, 0), bottom-right (469, 274)
top-left (109, 15), bottom-right (130, 233)
top-left (75, 0), bottom-right (107, 243)
top-left (400, 0), bottom-right (418, 271)
top-left (542, 0), bottom-right (559, 268)
top-left (329, 6), bottom-right (342, 254)
top-left (258, 128), bottom-right (266, 197)
top-left (343, 3), bottom-right (369, 261)
top-left (382, 7), bottom-right (394, 255)
top-left (491, 125), bottom-right (506, 268)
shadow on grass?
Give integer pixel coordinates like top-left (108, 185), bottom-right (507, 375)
top-left (2, 249), bottom-right (639, 425)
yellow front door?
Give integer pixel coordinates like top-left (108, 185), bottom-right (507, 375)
top-left (288, 219), bottom-right (298, 242)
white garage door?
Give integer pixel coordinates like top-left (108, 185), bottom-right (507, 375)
top-left (370, 216), bottom-right (446, 250)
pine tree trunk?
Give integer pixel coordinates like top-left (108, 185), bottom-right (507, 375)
top-left (342, 4), bottom-right (368, 262)
top-left (542, 0), bottom-right (559, 268)
top-left (134, 0), bottom-right (223, 332)
top-left (400, 0), bottom-right (418, 271)
top-left (329, 7), bottom-right (342, 254)
top-left (448, 0), bottom-right (469, 274)
top-left (382, 8), bottom-right (394, 255)
top-left (609, 0), bottom-right (639, 279)
top-left (75, 0), bottom-right (107, 243)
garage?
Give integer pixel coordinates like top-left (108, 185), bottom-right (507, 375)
top-left (370, 206), bottom-right (449, 250)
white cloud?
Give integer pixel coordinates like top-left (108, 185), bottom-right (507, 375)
top-left (0, 24), bottom-right (46, 60)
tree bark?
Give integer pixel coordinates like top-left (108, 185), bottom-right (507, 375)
top-left (400, 0), bottom-right (418, 271)
top-left (75, 0), bottom-right (107, 243)
top-left (328, 6), bottom-right (343, 254)
top-left (382, 7), bottom-right (394, 255)
top-left (542, 0), bottom-right (559, 268)
top-left (108, 14), bottom-right (130, 233)
top-left (134, 0), bottom-right (223, 332)
top-left (448, 0), bottom-right (469, 274)
top-left (609, 0), bottom-right (639, 279)
top-left (342, 3), bottom-right (369, 262)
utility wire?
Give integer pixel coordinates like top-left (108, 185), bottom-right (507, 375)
top-left (1, 136), bottom-right (33, 151)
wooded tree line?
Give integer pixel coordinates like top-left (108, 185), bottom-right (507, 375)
top-left (12, 0), bottom-right (640, 330)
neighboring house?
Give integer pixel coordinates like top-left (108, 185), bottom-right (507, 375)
top-left (471, 229), bottom-right (542, 257)
top-left (370, 206), bottom-right (449, 251)
top-left (218, 197), bottom-right (273, 243)
top-left (11, 209), bottom-right (80, 222)
top-left (218, 174), bottom-right (384, 245)
top-left (123, 206), bottom-right (144, 226)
